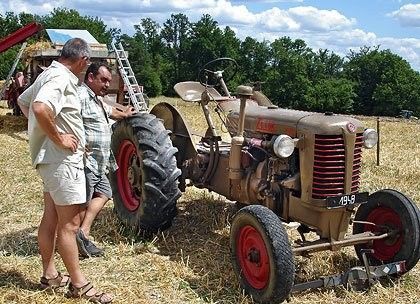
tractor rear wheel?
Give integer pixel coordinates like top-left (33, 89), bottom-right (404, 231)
top-left (353, 189), bottom-right (420, 272)
top-left (230, 205), bottom-right (295, 304)
top-left (110, 113), bottom-right (181, 235)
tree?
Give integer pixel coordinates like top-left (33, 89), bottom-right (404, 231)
top-left (135, 18), bottom-right (162, 59)
top-left (41, 8), bottom-right (118, 44)
top-left (237, 37), bottom-right (271, 88)
top-left (265, 37), bottom-right (313, 109)
top-left (119, 33), bottom-right (162, 97)
top-left (161, 13), bottom-right (192, 94)
top-left (309, 49), bottom-right (344, 80)
top-left (305, 78), bottom-right (355, 113)
top-left (189, 14), bottom-right (224, 72)
top-left (0, 12), bottom-right (38, 79)
top-left (345, 46), bottom-right (420, 116)
top-left (0, 12), bottom-right (21, 39)
top-left (132, 18), bottom-right (166, 96)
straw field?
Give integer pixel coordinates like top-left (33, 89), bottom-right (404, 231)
top-left (0, 97), bottom-right (419, 304)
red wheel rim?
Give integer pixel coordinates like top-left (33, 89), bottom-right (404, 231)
top-left (116, 140), bottom-right (142, 211)
top-left (365, 207), bottom-right (403, 261)
top-left (237, 225), bottom-right (270, 289)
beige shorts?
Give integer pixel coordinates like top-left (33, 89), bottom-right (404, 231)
top-left (37, 163), bottom-right (86, 205)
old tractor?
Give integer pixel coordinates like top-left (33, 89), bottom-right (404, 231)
top-left (110, 58), bottom-right (420, 303)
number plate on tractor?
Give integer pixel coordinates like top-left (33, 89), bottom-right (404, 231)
top-left (326, 192), bottom-right (369, 209)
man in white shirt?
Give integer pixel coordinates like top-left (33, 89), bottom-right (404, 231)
top-left (18, 38), bottom-right (112, 303)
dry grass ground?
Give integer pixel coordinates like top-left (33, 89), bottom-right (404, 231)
top-left (0, 97), bottom-right (419, 304)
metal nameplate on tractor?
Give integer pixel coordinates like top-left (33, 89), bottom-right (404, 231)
top-left (326, 192), bottom-right (369, 209)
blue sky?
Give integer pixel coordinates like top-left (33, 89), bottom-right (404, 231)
top-left (1, 0), bottom-right (419, 70)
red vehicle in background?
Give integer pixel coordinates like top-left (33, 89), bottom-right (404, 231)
top-left (0, 22), bottom-right (42, 115)
top-left (6, 71), bottom-right (26, 115)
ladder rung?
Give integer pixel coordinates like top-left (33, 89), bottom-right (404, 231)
top-left (112, 41), bottom-right (147, 111)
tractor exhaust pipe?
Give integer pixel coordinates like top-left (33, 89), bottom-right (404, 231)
top-left (229, 86), bottom-right (253, 180)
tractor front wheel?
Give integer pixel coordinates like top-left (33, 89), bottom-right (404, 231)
top-left (230, 205), bottom-right (295, 304)
top-left (353, 189), bottom-right (420, 272)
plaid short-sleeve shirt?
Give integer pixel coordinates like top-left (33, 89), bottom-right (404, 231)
top-left (79, 83), bottom-right (117, 175)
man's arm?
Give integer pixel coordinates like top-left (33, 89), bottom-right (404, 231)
top-left (17, 84), bottom-right (32, 118)
top-left (109, 105), bottom-right (136, 120)
top-left (18, 100), bottom-right (30, 118)
top-left (32, 102), bottom-right (79, 152)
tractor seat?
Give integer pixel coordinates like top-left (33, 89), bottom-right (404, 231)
top-left (174, 81), bottom-right (230, 102)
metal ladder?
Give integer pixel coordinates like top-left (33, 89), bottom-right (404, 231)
top-left (111, 42), bottom-right (148, 113)
top-left (0, 42), bottom-right (27, 100)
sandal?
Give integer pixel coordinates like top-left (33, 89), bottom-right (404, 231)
top-left (40, 272), bottom-right (71, 290)
top-left (66, 282), bottom-right (113, 303)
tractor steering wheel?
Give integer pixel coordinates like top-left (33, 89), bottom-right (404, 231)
top-left (198, 57), bottom-right (238, 88)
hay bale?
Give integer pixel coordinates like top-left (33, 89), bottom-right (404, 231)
top-left (22, 41), bottom-right (52, 60)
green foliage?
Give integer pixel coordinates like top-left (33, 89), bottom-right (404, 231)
top-left (0, 47), bottom-right (19, 79)
top-left (237, 37), bottom-right (270, 87)
top-left (265, 37), bottom-right (313, 109)
top-left (119, 34), bottom-right (162, 97)
top-left (0, 12), bottom-right (20, 39)
top-left (0, 12), bottom-right (39, 79)
top-left (345, 47), bottom-right (420, 116)
top-left (1, 9), bottom-right (419, 116)
top-left (41, 8), bottom-right (119, 44)
top-left (305, 78), bottom-right (355, 113)
top-left (160, 13), bottom-right (193, 94)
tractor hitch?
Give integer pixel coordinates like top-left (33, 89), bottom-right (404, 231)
top-left (292, 257), bottom-right (406, 293)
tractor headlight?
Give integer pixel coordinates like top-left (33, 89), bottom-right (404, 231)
top-left (363, 128), bottom-right (378, 149)
top-left (273, 135), bottom-right (295, 158)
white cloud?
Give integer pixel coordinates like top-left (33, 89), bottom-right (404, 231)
top-left (264, 0), bottom-right (304, 2)
top-left (70, 0), bottom-right (218, 13)
top-left (390, 3), bottom-right (420, 27)
top-left (377, 37), bottom-right (420, 66)
top-left (288, 6), bottom-right (355, 31)
top-left (196, 0), bottom-right (256, 25)
top-left (257, 7), bottom-right (300, 31)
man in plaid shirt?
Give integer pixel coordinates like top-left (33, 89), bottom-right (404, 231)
top-left (78, 62), bottom-right (135, 257)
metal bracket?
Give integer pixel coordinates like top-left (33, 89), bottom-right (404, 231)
top-left (292, 259), bottom-right (406, 293)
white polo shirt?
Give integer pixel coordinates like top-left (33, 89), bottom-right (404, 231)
top-left (18, 60), bottom-right (85, 168)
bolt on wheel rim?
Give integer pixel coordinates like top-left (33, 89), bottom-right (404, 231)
top-left (237, 225), bottom-right (270, 289)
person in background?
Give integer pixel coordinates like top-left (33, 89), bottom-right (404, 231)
top-left (18, 38), bottom-right (113, 304)
top-left (8, 71), bottom-right (26, 115)
top-left (77, 61), bottom-right (135, 258)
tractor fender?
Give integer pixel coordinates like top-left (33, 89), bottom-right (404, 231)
top-left (150, 102), bottom-right (197, 167)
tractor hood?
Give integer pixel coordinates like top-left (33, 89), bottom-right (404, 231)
top-left (221, 99), bottom-right (365, 137)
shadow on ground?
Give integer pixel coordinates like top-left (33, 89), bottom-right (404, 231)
top-left (0, 112), bottom-right (28, 140)
top-left (0, 266), bottom-right (39, 291)
top-left (157, 198), bottom-right (244, 302)
top-left (0, 226), bottom-right (39, 257)
top-left (97, 196), bottom-right (368, 302)
top-left (159, 198), bottom-right (363, 302)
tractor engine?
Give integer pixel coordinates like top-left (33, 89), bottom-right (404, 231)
top-left (182, 135), bottom-right (299, 213)
top-left (215, 98), bottom-right (374, 220)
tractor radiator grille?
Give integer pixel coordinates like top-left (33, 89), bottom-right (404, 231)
top-left (312, 134), bottom-right (363, 199)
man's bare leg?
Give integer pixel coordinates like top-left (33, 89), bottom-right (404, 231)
top-left (55, 204), bottom-right (87, 286)
top-left (38, 192), bottom-right (59, 279)
top-left (56, 203), bottom-right (113, 301)
top-left (80, 194), bottom-right (108, 237)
